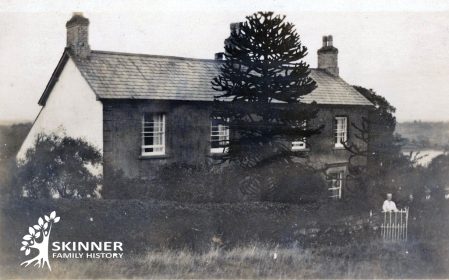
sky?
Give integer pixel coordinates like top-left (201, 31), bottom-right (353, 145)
top-left (1, 0), bottom-right (449, 123)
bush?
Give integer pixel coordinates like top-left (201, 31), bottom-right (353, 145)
top-left (102, 169), bottom-right (155, 199)
top-left (103, 161), bottom-right (327, 204)
top-left (0, 197), bottom-right (370, 255)
top-left (151, 163), bottom-right (245, 203)
top-left (271, 163), bottom-right (328, 203)
top-left (0, 123), bottom-right (32, 200)
top-left (14, 134), bottom-right (102, 198)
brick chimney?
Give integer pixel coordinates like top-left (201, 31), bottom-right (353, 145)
top-left (66, 12), bottom-right (90, 58)
top-left (317, 35), bottom-right (338, 76)
top-left (229, 22), bottom-right (242, 35)
top-left (224, 22), bottom-right (243, 49)
top-left (214, 52), bottom-right (225, 60)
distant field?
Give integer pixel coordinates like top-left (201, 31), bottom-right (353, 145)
top-left (396, 121), bottom-right (449, 149)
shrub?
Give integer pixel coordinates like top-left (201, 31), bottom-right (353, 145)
top-left (151, 163), bottom-right (244, 203)
top-left (0, 123), bottom-right (32, 200)
top-left (14, 134), bottom-right (102, 198)
top-left (272, 163), bottom-right (328, 203)
top-left (103, 161), bottom-right (328, 203)
top-left (101, 169), bottom-right (156, 199)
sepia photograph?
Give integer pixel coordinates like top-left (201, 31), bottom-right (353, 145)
top-left (1, 0), bottom-right (449, 278)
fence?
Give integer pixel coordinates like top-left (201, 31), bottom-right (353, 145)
top-left (380, 208), bottom-right (409, 242)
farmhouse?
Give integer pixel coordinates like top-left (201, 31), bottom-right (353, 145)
top-left (18, 13), bottom-right (373, 199)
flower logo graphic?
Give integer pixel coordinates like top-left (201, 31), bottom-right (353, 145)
top-left (20, 211), bottom-right (60, 271)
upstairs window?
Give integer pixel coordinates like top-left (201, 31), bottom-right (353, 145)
top-left (292, 140), bottom-right (307, 150)
top-left (334, 116), bottom-right (348, 148)
top-left (211, 118), bottom-right (229, 154)
top-left (292, 121), bottom-right (308, 151)
top-left (328, 170), bottom-right (345, 199)
top-left (141, 113), bottom-right (165, 156)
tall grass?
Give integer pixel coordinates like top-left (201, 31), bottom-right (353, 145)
top-left (3, 240), bottom-right (446, 279)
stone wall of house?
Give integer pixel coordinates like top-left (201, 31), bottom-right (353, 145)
top-left (103, 100), bottom-right (213, 180)
top-left (103, 100), bottom-right (370, 182)
top-left (307, 104), bottom-right (370, 169)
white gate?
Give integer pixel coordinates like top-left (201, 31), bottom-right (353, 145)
top-left (381, 208), bottom-right (409, 242)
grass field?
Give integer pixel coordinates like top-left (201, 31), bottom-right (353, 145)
top-left (1, 198), bottom-right (448, 279)
top-left (2, 239), bottom-right (448, 279)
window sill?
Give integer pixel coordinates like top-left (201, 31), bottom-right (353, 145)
top-left (333, 146), bottom-right (346, 151)
top-left (210, 152), bottom-right (227, 157)
top-left (292, 148), bottom-right (310, 152)
top-left (139, 154), bottom-right (169, 160)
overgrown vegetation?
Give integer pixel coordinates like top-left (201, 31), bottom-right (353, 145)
top-left (104, 162), bottom-right (327, 203)
top-left (0, 123), bottom-right (31, 198)
top-left (343, 86), bottom-right (428, 207)
top-left (15, 134), bottom-right (102, 199)
top-left (2, 239), bottom-right (448, 279)
top-left (1, 197), bottom-right (447, 278)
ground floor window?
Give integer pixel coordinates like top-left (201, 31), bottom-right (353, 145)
top-left (210, 118), bottom-right (229, 154)
top-left (327, 169), bottom-right (345, 199)
top-left (141, 113), bottom-right (165, 156)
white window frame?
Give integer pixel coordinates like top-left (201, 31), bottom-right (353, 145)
top-left (210, 118), bottom-right (229, 154)
top-left (334, 116), bottom-right (348, 148)
top-left (141, 113), bottom-right (165, 156)
top-left (292, 121), bottom-right (308, 151)
top-left (328, 170), bottom-right (345, 199)
top-left (292, 140), bottom-right (307, 151)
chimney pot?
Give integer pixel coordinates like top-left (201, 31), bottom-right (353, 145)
top-left (322, 36), bottom-right (327, 47)
top-left (317, 35), bottom-right (339, 76)
top-left (327, 35), bottom-right (333, 47)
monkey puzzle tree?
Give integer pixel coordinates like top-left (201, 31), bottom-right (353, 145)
top-left (212, 12), bottom-right (322, 199)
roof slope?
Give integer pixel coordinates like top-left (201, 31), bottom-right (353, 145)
top-left (45, 50), bottom-right (373, 106)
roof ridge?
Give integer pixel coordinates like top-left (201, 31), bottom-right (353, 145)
top-left (91, 50), bottom-right (221, 63)
top-left (90, 50), bottom-right (323, 70)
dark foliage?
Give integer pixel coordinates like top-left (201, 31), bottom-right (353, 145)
top-left (0, 123), bottom-right (32, 199)
top-left (1, 198), bottom-right (448, 278)
top-left (102, 169), bottom-right (153, 199)
top-left (152, 163), bottom-right (217, 202)
top-left (212, 12), bottom-right (322, 168)
top-left (0, 197), bottom-right (372, 256)
top-left (14, 134), bottom-right (102, 198)
top-left (422, 153), bottom-right (449, 206)
top-left (427, 153), bottom-right (449, 189)
top-left (271, 163), bottom-right (328, 203)
top-left (344, 86), bottom-right (414, 206)
top-left (103, 161), bottom-right (327, 204)
top-left (103, 163), bottom-right (241, 202)
top-left (344, 87), bottom-right (449, 211)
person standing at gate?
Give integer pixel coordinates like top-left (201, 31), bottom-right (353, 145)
top-left (382, 193), bottom-right (399, 212)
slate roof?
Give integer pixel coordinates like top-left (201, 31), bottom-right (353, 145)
top-left (40, 50), bottom-right (373, 106)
